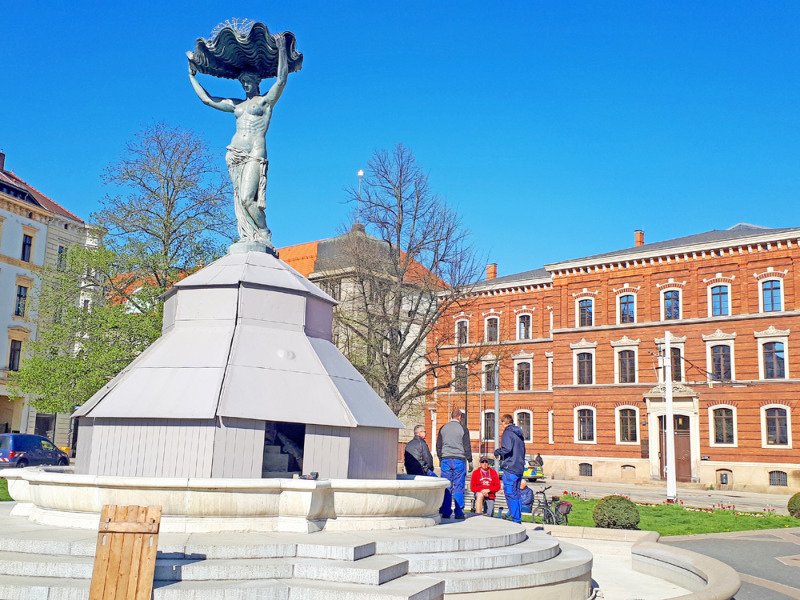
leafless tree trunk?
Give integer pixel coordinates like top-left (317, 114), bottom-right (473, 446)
top-left (336, 144), bottom-right (490, 416)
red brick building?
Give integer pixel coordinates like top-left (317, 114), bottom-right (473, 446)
top-left (429, 224), bottom-right (800, 493)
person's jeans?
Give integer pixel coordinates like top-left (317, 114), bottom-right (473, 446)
top-left (503, 471), bottom-right (522, 523)
top-left (440, 459), bottom-right (466, 518)
top-left (426, 469), bottom-right (452, 517)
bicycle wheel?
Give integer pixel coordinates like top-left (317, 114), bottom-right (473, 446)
top-left (542, 508), bottom-right (556, 524)
top-left (554, 510), bottom-right (568, 526)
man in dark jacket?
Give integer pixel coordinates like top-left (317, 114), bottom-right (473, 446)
top-left (494, 413), bottom-right (526, 523)
top-left (436, 408), bottom-right (473, 519)
top-left (404, 425), bottom-right (434, 476)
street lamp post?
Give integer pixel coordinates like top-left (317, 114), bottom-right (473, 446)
top-left (356, 169), bottom-right (364, 223)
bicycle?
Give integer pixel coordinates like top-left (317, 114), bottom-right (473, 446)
top-left (530, 485), bottom-right (570, 525)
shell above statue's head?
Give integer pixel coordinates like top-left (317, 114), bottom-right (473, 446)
top-left (188, 19), bottom-right (303, 80)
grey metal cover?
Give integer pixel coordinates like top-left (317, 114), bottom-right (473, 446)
top-left (74, 252), bottom-right (402, 430)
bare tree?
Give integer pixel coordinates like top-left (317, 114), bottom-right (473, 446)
top-left (95, 122), bottom-right (235, 290)
top-left (336, 144), bottom-right (485, 416)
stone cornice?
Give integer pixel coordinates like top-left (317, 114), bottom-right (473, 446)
top-left (754, 325), bottom-right (790, 338)
top-left (610, 335), bottom-right (641, 347)
top-left (654, 335), bottom-right (687, 344)
top-left (569, 338), bottom-right (597, 350)
top-left (702, 329), bottom-right (737, 342)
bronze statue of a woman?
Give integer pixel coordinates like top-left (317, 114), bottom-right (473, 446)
top-left (187, 21), bottom-right (303, 255)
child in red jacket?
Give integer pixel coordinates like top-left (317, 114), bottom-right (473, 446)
top-left (470, 457), bottom-right (501, 516)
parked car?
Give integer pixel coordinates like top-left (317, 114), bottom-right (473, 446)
top-left (0, 434), bottom-right (69, 468)
top-left (497, 461), bottom-right (545, 482)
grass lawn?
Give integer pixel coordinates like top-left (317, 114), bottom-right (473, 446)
top-left (521, 494), bottom-right (800, 536)
top-left (0, 479), bottom-right (10, 502)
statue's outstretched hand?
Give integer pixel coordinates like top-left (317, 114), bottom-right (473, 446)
top-left (186, 52), bottom-right (198, 76)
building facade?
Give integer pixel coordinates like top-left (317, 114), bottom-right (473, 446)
top-left (0, 152), bottom-right (97, 447)
top-left (430, 224), bottom-right (800, 494)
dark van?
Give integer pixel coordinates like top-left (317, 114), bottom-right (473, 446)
top-left (0, 434), bottom-right (69, 468)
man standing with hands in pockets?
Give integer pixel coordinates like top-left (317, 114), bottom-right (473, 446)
top-left (495, 414), bottom-right (526, 523)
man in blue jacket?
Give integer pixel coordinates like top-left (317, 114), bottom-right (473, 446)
top-left (494, 414), bottom-right (526, 523)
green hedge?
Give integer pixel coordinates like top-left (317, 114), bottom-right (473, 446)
top-left (592, 495), bottom-right (641, 529)
top-left (789, 492), bottom-right (800, 518)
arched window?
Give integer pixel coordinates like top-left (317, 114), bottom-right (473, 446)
top-left (619, 294), bottom-right (635, 324)
top-left (763, 342), bottom-right (785, 379)
top-left (578, 299), bottom-right (593, 327)
top-left (762, 279), bottom-right (782, 312)
top-left (769, 471), bottom-right (788, 487)
top-left (452, 364), bottom-right (468, 392)
top-left (710, 285), bottom-right (729, 316)
top-left (618, 350), bottom-right (636, 383)
top-left (663, 289), bottom-right (681, 320)
top-left (575, 407), bottom-right (596, 442)
top-left (482, 410), bottom-right (496, 441)
top-left (517, 314), bottom-right (531, 340)
top-left (712, 407), bottom-right (735, 444)
top-left (763, 406), bottom-right (789, 446)
top-left (617, 407), bottom-right (638, 443)
top-left (456, 320), bottom-right (469, 345)
top-left (579, 463), bottom-right (593, 477)
top-left (485, 317), bottom-right (499, 343)
top-left (515, 410), bottom-right (532, 442)
top-left (516, 361), bottom-right (531, 391)
top-left (577, 353), bottom-right (593, 384)
top-left (711, 345), bottom-right (732, 381)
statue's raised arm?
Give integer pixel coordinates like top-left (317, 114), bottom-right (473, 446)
top-left (187, 20), bottom-right (303, 256)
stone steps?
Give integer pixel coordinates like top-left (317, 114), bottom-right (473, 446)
top-left (0, 503), bottom-right (592, 600)
top-left (395, 535), bottom-right (560, 573)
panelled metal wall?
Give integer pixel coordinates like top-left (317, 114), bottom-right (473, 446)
top-left (77, 417), bottom-right (263, 478)
top-left (77, 418), bottom-right (398, 479)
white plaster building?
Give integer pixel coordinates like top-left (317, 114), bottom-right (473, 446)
top-left (0, 151), bottom-right (97, 448)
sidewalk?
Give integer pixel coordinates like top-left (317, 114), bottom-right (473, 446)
top-left (540, 476), bottom-right (791, 515)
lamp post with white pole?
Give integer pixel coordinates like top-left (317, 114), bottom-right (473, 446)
top-left (664, 330), bottom-right (678, 502)
top-left (356, 169), bottom-right (364, 223)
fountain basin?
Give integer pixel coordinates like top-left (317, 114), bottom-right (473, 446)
top-left (2, 469), bottom-right (447, 533)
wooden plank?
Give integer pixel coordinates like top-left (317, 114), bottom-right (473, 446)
top-left (89, 505), bottom-right (161, 600)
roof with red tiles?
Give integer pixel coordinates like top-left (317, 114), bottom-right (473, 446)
top-left (0, 169), bottom-right (85, 224)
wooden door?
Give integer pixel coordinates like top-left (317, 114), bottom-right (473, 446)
top-left (659, 415), bottom-right (692, 483)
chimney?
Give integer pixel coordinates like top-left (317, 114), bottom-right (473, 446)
top-left (486, 263), bottom-right (497, 280)
top-left (635, 230), bottom-right (644, 247)
top-left (0, 151), bottom-right (5, 172)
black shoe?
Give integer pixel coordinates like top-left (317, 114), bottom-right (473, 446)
top-left (454, 514), bottom-right (466, 520)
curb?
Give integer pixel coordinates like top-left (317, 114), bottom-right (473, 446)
top-left (541, 525), bottom-right (740, 600)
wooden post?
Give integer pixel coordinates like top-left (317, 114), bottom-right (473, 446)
top-left (89, 505), bottom-right (162, 600)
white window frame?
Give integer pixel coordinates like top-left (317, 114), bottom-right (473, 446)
top-left (616, 292), bottom-right (637, 324)
top-left (707, 283), bottom-right (732, 318)
top-left (514, 409), bottom-right (533, 443)
top-left (655, 336), bottom-right (686, 384)
top-left (756, 328), bottom-right (790, 380)
top-left (708, 404), bottom-right (738, 447)
top-left (660, 287), bottom-right (683, 321)
top-left (516, 313), bottom-right (533, 340)
top-left (484, 316), bottom-right (500, 343)
top-left (547, 409), bottom-right (554, 444)
top-left (760, 404), bottom-right (792, 449)
top-left (455, 319), bottom-right (469, 345)
top-left (482, 409), bottom-right (496, 442)
top-left (703, 331), bottom-right (736, 382)
top-left (513, 358), bottom-right (533, 391)
top-left (573, 349), bottom-right (596, 385)
top-left (613, 346), bottom-right (639, 384)
top-left (759, 277), bottom-right (785, 313)
top-left (573, 405), bottom-right (597, 444)
top-left (575, 297), bottom-right (594, 327)
top-left (614, 405), bottom-right (640, 445)
top-left (483, 360), bottom-right (499, 391)
top-left (450, 362), bottom-right (468, 392)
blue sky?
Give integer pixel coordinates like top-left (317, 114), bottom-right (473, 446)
top-left (2, 2), bottom-right (799, 278)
